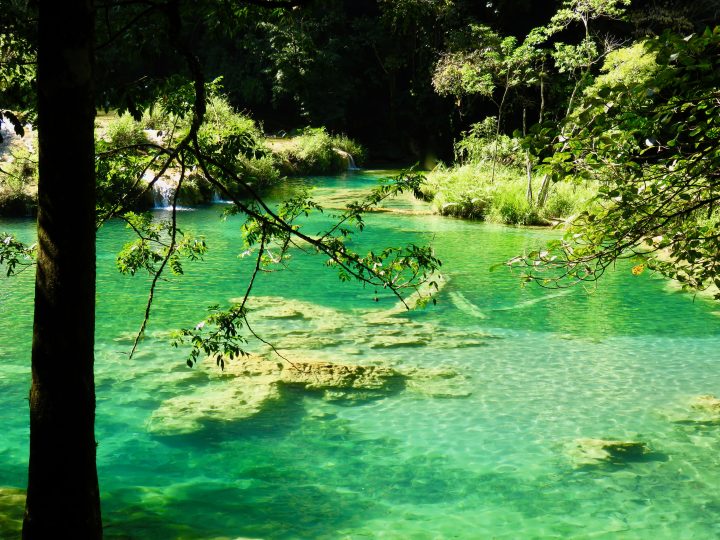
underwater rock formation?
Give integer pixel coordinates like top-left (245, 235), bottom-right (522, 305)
top-left (690, 394), bottom-right (720, 414)
top-left (566, 438), bottom-right (650, 466)
top-left (0, 487), bottom-right (25, 536)
top-left (147, 356), bottom-right (405, 435)
top-left (402, 367), bottom-right (474, 398)
top-left (662, 394), bottom-right (720, 425)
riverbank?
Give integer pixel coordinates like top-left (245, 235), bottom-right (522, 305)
top-left (418, 162), bottom-right (597, 226)
top-left (0, 103), bottom-right (368, 216)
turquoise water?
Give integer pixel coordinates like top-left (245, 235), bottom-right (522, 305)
top-left (2, 172), bottom-right (720, 539)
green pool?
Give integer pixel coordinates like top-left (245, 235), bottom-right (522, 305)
top-left (2, 172), bottom-right (719, 539)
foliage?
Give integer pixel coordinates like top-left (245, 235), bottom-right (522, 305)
top-left (0, 29), bottom-right (36, 123)
top-left (140, 105), bottom-right (172, 132)
top-left (196, 94), bottom-right (264, 155)
top-left (276, 127), bottom-right (364, 176)
top-left (580, 41), bottom-right (658, 100)
top-left (454, 117), bottom-right (523, 167)
top-left (432, 51), bottom-right (496, 102)
top-left (421, 162), bottom-right (595, 225)
top-left (174, 171), bottom-right (441, 365)
top-left (94, 144), bottom-right (154, 218)
top-left (116, 212), bottom-right (207, 277)
top-left (544, 0), bottom-right (631, 35)
top-left (236, 154), bottom-right (281, 191)
top-left (104, 113), bottom-right (148, 150)
top-left (0, 232), bottom-right (36, 276)
top-left (433, 24), bottom-right (538, 104)
top-left (511, 28), bottom-right (720, 298)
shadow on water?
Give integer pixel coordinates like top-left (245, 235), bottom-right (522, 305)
top-left (102, 412), bottom-right (548, 539)
top-left (0, 487), bottom-right (24, 538)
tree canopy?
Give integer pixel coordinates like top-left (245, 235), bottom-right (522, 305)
top-left (511, 28), bottom-right (720, 298)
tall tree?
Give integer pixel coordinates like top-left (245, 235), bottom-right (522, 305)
top-left (3, 2), bottom-right (439, 537)
top-left (23, 0), bottom-right (102, 538)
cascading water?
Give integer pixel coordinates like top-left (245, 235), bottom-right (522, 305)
top-left (152, 178), bottom-right (175, 208)
top-left (211, 190), bottom-right (230, 204)
top-left (143, 171), bottom-right (177, 209)
top-left (346, 153), bottom-right (360, 171)
top-left (333, 148), bottom-right (361, 171)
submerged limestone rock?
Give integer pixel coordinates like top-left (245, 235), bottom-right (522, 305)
top-left (148, 356), bottom-right (406, 435)
top-left (0, 487), bottom-right (25, 537)
top-left (403, 367), bottom-right (473, 398)
top-left (280, 360), bottom-right (406, 402)
top-left (663, 394), bottom-right (720, 425)
top-left (566, 438), bottom-right (649, 467)
top-left (147, 376), bottom-right (282, 435)
top-left (691, 394), bottom-right (720, 414)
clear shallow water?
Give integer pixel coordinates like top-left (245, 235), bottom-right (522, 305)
top-left (1, 172), bottom-right (720, 539)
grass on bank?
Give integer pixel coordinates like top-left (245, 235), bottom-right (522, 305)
top-left (270, 127), bottom-right (366, 176)
top-left (1, 98), bottom-right (367, 216)
top-left (420, 162), bottom-right (597, 226)
top-left (418, 117), bottom-right (597, 226)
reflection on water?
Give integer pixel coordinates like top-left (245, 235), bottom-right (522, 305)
top-left (1, 172), bottom-right (720, 539)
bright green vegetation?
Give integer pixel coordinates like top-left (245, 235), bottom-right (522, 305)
top-left (2, 174), bottom-right (720, 538)
top-left (421, 162), bottom-right (595, 225)
top-left (0, 154), bottom-right (36, 216)
top-left (420, 119), bottom-right (596, 225)
top-left (516, 28), bottom-right (720, 297)
top-left (273, 127), bottom-right (366, 176)
top-left (1, 96), bottom-right (367, 216)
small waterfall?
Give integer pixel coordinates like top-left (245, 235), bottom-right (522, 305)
top-left (346, 153), bottom-right (360, 171)
top-left (141, 171), bottom-right (194, 211)
top-left (334, 148), bottom-right (361, 171)
top-left (211, 190), bottom-right (230, 204)
top-left (152, 178), bottom-right (175, 208)
top-left (143, 171), bottom-right (177, 209)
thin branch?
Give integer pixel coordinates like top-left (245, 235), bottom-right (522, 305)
top-left (96, 6), bottom-right (159, 50)
top-left (128, 154), bottom-right (186, 359)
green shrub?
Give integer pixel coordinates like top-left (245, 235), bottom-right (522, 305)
top-left (195, 95), bottom-right (266, 167)
top-left (486, 184), bottom-right (540, 225)
top-left (281, 127), bottom-right (340, 175)
top-left (542, 181), bottom-right (594, 219)
top-left (0, 146), bottom-right (38, 216)
top-left (140, 105), bottom-right (172, 132)
top-left (200, 96), bottom-right (263, 148)
top-left (422, 162), bottom-right (596, 225)
top-left (105, 113), bottom-right (148, 149)
top-left (237, 155), bottom-right (281, 191)
top-left (276, 127), bottom-right (365, 175)
top-left (454, 117), bottom-right (523, 167)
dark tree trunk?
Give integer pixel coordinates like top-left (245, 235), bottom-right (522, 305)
top-left (23, 1), bottom-right (102, 538)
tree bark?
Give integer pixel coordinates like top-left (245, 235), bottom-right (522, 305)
top-left (523, 106), bottom-right (533, 204)
top-left (23, 1), bottom-right (102, 538)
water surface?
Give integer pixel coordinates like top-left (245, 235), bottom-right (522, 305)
top-left (1, 172), bottom-right (719, 539)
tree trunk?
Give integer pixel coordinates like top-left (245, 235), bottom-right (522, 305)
top-left (490, 80), bottom-right (510, 184)
top-left (537, 174), bottom-right (551, 209)
top-left (23, 1), bottom-right (102, 538)
top-left (523, 107), bottom-right (533, 204)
